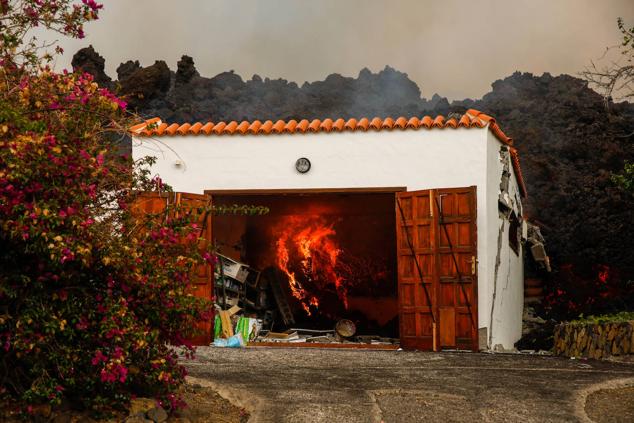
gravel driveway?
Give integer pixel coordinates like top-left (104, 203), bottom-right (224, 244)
top-left (183, 347), bottom-right (634, 423)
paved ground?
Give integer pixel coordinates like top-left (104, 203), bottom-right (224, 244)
top-left (183, 347), bottom-right (634, 423)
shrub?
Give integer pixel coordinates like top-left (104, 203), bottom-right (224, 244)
top-left (0, 1), bottom-right (214, 417)
top-left (0, 65), bottom-right (215, 417)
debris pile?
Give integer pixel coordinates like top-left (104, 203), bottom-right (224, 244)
top-left (211, 254), bottom-right (398, 347)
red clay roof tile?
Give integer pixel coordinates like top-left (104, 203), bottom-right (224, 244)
top-left (332, 118), bottom-right (345, 132)
top-left (369, 117), bottom-right (382, 130)
top-left (296, 119), bottom-right (309, 132)
top-left (381, 117), bottom-right (394, 129)
top-left (406, 116), bottom-right (420, 128)
top-left (247, 120), bottom-right (262, 134)
top-left (320, 118), bottom-right (334, 132)
top-left (344, 118), bottom-right (358, 130)
top-left (357, 117), bottom-right (370, 131)
top-left (284, 119), bottom-right (298, 133)
top-left (308, 119), bottom-right (321, 132)
top-left (154, 122), bottom-right (168, 135)
top-left (212, 122), bottom-right (226, 134)
top-left (189, 122), bottom-right (203, 135)
top-left (394, 117), bottom-right (407, 129)
top-left (236, 121), bottom-right (249, 134)
top-left (272, 120), bottom-right (286, 133)
top-left (176, 123), bottom-right (191, 135)
top-left (420, 116), bottom-right (434, 128)
top-left (259, 120), bottom-right (273, 134)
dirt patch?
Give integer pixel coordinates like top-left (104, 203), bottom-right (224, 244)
top-left (584, 386), bottom-right (634, 423)
top-left (172, 383), bottom-right (249, 423)
top-left (0, 383), bottom-right (248, 423)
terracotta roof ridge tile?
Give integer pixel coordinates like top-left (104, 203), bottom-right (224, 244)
top-left (153, 122), bottom-right (168, 135)
top-left (381, 117), bottom-right (395, 129)
top-left (296, 119), bottom-right (310, 132)
top-left (319, 118), bottom-right (334, 132)
top-left (406, 116), bottom-right (420, 128)
top-left (259, 120), bottom-right (273, 134)
top-left (189, 122), bottom-right (203, 135)
top-left (224, 121), bottom-right (238, 134)
top-left (432, 115), bottom-right (445, 128)
top-left (248, 120), bottom-right (262, 134)
top-left (420, 116), bottom-right (434, 128)
top-left (394, 117), bottom-right (408, 129)
top-left (284, 119), bottom-right (298, 133)
top-left (369, 117), bottom-right (382, 130)
top-left (213, 121), bottom-right (226, 134)
top-left (345, 118), bottom-right (358, 130)
top-left (163, 123), bottom-right (178, 135)
top-left (236, 121), bottom-right (250, 134)
top-left (510, 147), bottom-right (527, 198)
top-left (308, 119), bottom-right (321, 132)
top-left (130, 109), bottom-right (514, 146)
top-left (357, 117), bottom-right (370, 131)
top-left (446, 117), bottom-right (458, 128)
top-left (176, 123), bottom-right (191, 135)
top-left (332, 118), bottom-right (345, 132)
top-left (271, 119), bottom-right (285, 133)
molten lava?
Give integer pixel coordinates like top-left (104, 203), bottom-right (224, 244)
top-left (275, 215), bottom-right (348, 315)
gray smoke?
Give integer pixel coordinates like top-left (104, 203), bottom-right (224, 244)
top-left (44, 0), bottom-right (633, 100)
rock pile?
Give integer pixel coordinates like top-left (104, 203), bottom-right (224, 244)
top-left (554, 321), bottom-right (634, 359)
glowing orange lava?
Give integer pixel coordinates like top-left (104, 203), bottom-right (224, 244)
top-left (275, 215), bottom-right (348, 315)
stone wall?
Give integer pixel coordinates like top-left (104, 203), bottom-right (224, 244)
top-left (554, 321), bottom-right (634, 359)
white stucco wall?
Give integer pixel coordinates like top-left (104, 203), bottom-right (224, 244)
top-left (485, 131), bottom-right (525, 349)
top-left (133, 126), bottom-right (524, 349)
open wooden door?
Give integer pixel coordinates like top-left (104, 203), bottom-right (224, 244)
top-left (131, 192), bottom-right (214, 346)
top-left (396, 187), bottom-right (478, 351)
top-left (174, 192), bottom-right (214, 346)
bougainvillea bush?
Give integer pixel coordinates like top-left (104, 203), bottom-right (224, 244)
top-left (0, 0), bottom-right (213, 417)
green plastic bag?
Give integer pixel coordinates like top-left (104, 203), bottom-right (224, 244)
top-left (213, 314), bottom-right (222, 339)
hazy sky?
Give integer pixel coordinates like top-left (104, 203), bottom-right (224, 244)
top-left (45, 0), bottom-right (634, 100)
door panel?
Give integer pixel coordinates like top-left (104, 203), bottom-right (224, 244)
top-left (132, 192), bottom-right (214, 346)
top-left (174, 192), bottom-right (214, 346)
top-left (396, 187), bottom-right (478, 351)
top-left (396, 190), bottom-right (436, 350)
top-left (439, 307), bottom-right (456, 347)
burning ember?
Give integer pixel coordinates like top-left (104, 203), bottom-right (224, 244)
top-left (275, 215), bottom-right (348, 314)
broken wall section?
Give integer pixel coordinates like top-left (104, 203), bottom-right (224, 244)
top-left (484, 132), bottom-right (525, 350)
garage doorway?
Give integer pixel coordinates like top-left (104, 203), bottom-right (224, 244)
top-left (208, 188), bottom-right (402, 339)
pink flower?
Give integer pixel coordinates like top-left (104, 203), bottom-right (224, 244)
top-left (91, 350), bottom-right (107, 366)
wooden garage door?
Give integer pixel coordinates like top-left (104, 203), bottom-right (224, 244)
top-left (396, 187), bottom-right (478, 351)
top-left (131, 192), bottom-right (214, 345)
top-left (174, 193), bottom-right (214, 345)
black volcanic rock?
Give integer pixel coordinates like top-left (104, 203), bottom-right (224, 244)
top-left (117, 60), bottom-right (171, 110)
top-left (175, 55), bottom-right (199, 85)
top-left (116, 60), bottom-right (141, 81)
top-left (470, 72), bottom-right (634, 276)
top-left (71, 45), bottom-right (112, 87)
top-left (71, 48), bottom-right (634, 301)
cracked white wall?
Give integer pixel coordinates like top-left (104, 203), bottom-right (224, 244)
top-left (485, 131), bottom-right (524, 350)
